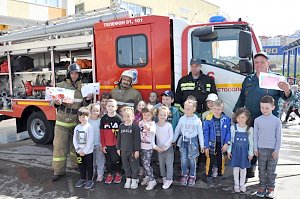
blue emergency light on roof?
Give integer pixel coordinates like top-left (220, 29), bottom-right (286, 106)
top-left (209, 15), bottom-right (227, 22)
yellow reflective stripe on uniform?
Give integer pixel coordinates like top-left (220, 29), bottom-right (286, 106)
top-left (70, 151), bottom-right (77, 157)
top-left (174, 103), bottom-right (184, 113)
top-left (53, 157), bottom-right (66, 161)
top-left (181, 87), bottom-right (195, 91)
top-left (181, 82), bottom-right (195, 87)
top-left (206, 84), bottom-right (211, 87)
top-left (56, 121), bottom-right (77, 127)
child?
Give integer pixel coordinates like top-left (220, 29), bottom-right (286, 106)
top-left (202, 93), bottom-right (218, 121)
top-left (153, 106), bottom-right (174, 189)
top-left (139, 104), bottom-right (157, 190)
top-left (254, 96), bottom-right (282, 198)
top-left (149, 91), bottom-right (159, 106)
top-left (203, 99), bottom-right (231, 183)
top-left (73, 107), bottom-right (95, 189)
top-left (283, 85), bottom-right (300, 123)
top-left (88, 103), bottom-right (106, 182)
top-left (161, 90), bottom-right (180, 131)
top-left (100, 99), bottom-right (123, 184)
top-left (133, 100), bottom-right (147, 125)
top-left (99, 92), bottom-right (111, 118)
top-left (173, 99), bottom-right (204, 186)
top-left (227, 108), bottom-right (254, 193)
top-left (117, 107), bottom-right (141, 189)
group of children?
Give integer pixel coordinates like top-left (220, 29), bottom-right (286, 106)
top-left (72, 90), bottom-right (281, 198)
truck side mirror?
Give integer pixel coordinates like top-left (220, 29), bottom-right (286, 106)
top-left (192, 26), bottom-right (218, 42)
top-left (239, 59), bottom-right (253, 74)
top-left (239, 30), bottom-right (252, 58)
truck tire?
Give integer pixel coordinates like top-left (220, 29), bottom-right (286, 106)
top-left (27, 111), bottom-right (54, 144)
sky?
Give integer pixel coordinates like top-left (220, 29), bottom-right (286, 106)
top-left (207, 0), bottom-right (300, 36)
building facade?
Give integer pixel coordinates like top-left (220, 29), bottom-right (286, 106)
top-left (0, 0), bottom-right (67, 30)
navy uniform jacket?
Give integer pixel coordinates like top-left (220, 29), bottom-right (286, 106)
top-left (234, 73), bottom-right (292, 120)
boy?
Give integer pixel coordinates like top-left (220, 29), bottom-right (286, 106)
top-left (100, 99), bottom-right (123, 184)
top-left (156, 90), bottom-right (180, 131)
top-left (73, 107), bottom-right (95, 189)
top-left (117, 107), bottom-right (141, 189)
top-left (203, 99), bottom-right (231, 183)
top-left (254, 96), bottom-right (282, 198)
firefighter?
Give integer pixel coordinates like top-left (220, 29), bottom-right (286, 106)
top-left (174, 58), bottom-right (217, 115)
top-left (52, 63), bottom-right (93, 181)
top-left (111, 69), bottom-right (143, 107)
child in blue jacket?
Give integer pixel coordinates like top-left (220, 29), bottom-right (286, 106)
top-left (203, 99), bottom-right (231, 183)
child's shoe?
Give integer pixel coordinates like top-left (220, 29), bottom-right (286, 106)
top-left (84, 180), bottom-right (94, 189)
top-left (234, 185), bottom-right (240, 193)
top-left (240, 185), bottom-right (246, 193)
top-left (141, 176), bottom-right (150, 186)
top-left (187, 176), bottom-right (196, 186)
top-left (265, 187), bottom-right (275, 198)
top-left (146, 180), bottom-right (157, 190)
top-left (105, 173), bottom-right (113, 184)
top-left (75, 179), bottom-right (86, 188)
top-left (212, 167), bottom-right (218, 178)
top-left (162, 180), bottom-right (173, 189)
top-left (130, 179), bottom-right (139, 189)
top-left (113, 173), bottom-right (122, 184)
top-left (256, 187), bottom-right (266, 198)
top-left (124, 178), bottom-right (131, 189)
top-left (180, 175), bottom-right (188, 185)
top-left (96, 175), bottom-right (103, 182)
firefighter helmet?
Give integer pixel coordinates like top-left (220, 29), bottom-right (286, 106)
top-left (67, 63), bottom-right (82, 80)
top-left (121, 69), bottom-right (134, 79)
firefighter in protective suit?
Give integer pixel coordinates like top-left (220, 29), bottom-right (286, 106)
top-left (52, 63), bottom-right (93, 181)
top-left (111, 69), bottom-right (143, 107)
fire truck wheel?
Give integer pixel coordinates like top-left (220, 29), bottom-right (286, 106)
top-left (27, 111), bottom-right (54, 144)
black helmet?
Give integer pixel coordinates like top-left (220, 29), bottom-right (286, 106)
top-left (67, 63), bottom-right (82, 80)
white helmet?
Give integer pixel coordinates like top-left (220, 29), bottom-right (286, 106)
top-left (121, 70), bottom-right (134, 79)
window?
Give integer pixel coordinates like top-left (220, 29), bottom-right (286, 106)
top-left (75, 3), bottom-right (84, 14)
top-left (116, 34), bottom-right (148, 68)
top-left (192, 28), bottom-right (244, 73)
top-left (122, 1), bottom-right (152, 16)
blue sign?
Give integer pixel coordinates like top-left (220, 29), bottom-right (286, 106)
top-left (263, 46), bottom-right (284, 55)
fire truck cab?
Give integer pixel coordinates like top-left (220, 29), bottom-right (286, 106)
top-left (0, 7), bottom-right (261, 144)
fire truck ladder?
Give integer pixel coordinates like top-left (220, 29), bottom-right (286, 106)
top-left (0, 5), bottom-right (133, 44)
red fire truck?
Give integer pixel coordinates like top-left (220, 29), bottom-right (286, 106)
top-left (0, 6), bottom-right (259, 144)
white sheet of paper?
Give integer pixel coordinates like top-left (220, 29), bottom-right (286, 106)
top-left (81, 83), bottom-right (100, 97)
top-left (259, 72), bottom-right (285, 90)
top-left (63, 89), bottom-right (75, 103)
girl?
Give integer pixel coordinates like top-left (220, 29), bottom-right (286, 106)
top-left (88, 103), bottom-right (106, 182)
top-left (99, 92), bottom-right (111, 118)
top-left (149, 91), bottom-right (159, 106)
top-left (228, 107), bottom-right (254, 193)
top-left (139, 105), bottom-right (157, 190)
top-left (154, 106), bottom-right (174, 189)
top-left (173, 99), bottom-right (204, 186)
top-left (117, 107), bottom-right (141, 189)
top-left (133, 100), bottom-right (147, 125)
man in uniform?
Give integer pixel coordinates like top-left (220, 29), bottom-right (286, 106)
top-left (111, 69), bottom-right (143, 107)
top-left (175, 58), bottom-right (217, 114)
top-left (52, 63), bottom-right (92, 181)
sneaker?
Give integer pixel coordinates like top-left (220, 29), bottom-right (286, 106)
top-left (256, 187), bottom-right (266, 198)
top-left (162, 177), bottom-right (167, 184)
top-left (212, 167), bottom-right (218, 178)
top-left (141, 176), bottom-right (150, 186)
top-left (84, 180), bottom-right (94, 189)
top-left (265, 188), bottom-right (275, 198)
top-left (240, 185), bottom-right (246, 193)
top-left (234, 185), bottom-right (240, 193)
top-left (146, 180), bottom-right (157, 190)
top-left (130, 179), bottom-right (139, 189)
top-left (105, 173), bottom-right (113, 184)
top-left (162, 179), bottom-right (173, 189)
top-left (124, 178), bottom-right (131, 189)
top-left (113, 173), bottom-right (122, 184)
top-left (75, 179), bottom-right (86, 188)
top-left (180, 175), bottom-right (188, 186)
top-left (187, 176), bottom-right (196, 186)
top-left (96, 175), bottom-right (103, 182)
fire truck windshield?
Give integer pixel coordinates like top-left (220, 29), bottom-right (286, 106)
top-left (192, 28), bottom-right (242, 73)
